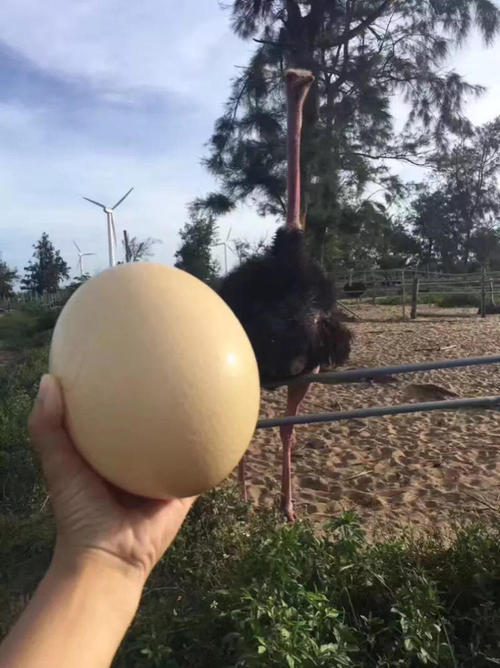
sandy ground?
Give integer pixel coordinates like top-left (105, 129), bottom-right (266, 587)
top-left (241, 304), bottom-right (500, 535)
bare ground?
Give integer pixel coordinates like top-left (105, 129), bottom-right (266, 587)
top-left (242, 305), bottom-right (500, 535)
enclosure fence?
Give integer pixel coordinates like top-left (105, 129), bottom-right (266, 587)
top-left (337, 267), bottom-right (500, 319)
top-left (0, 290), bottom-right (67, 312)
top-left (257, 355), bottom-right (500, 429)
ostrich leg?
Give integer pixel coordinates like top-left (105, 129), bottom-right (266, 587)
top-left (280, 369), bottom-right (318, 521)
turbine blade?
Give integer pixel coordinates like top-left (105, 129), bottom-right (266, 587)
top-left (112, 187), bottom-right (134, 210)
top-left (226, 227), bottom-right (232, 242)
top-left (83, 252), bottom-right (95, 256)
top-left (73, 240), bottom-right (81, 253)
top-left (83, 196), bottom-right (106, 208)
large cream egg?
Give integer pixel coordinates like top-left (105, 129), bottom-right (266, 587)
top-left (49, 263), bottom-right (260, 499)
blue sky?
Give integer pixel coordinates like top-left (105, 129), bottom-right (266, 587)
top-left (1, 2), bottom-right (500, 278)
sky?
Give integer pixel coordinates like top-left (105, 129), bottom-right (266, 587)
top-left (1, 1), bottom-right (500, 279)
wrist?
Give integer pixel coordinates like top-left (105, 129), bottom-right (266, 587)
top-left (48, 545), bottom-right (146, 617)
top-left (0, 545), bottom-right (145, 668)
top-left (50, 542), bottom-right (149, 592)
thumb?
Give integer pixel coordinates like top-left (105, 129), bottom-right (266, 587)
top-left (29, 374), bottom-right (65, 437)
top-left (29, 374), bottom-right (84, 491)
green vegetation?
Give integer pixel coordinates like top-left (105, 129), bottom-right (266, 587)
top-left (2, 316), bottom-right (500, 666)
top-left (434, 294), bottom-right (481, 309)
top-left (174, 199), bottom-right (222, 284)
top-left (0, 306), bottom-right (60, 351)
top-left (21, 232), bottom-right (69, 295)
top-left (192, 0), bottom-right (500, 274)
top-left (0, 258), bottom-right (18, 299)
top-left (377, 293), bottom-right (481, 308)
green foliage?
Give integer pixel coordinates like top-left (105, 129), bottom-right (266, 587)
top-left (0, 343), bottom-right (53, 636)
top-left (66, 273), bottom-right (91, 295)
top-left (377, 293), bottom-right (480, 307)
top-left (21, 233), bottom-right (69, 295)
top-left (406, 117), bottom-right (500, 271)
top-left (0, 306), bottom-right (59, 351)
top-left (3, 344), bottom-right (500, 665)
top-left (436, 293), bottom-right (481, 308)
top-left (174, 203), bottom-right (220, 284)
top-left (199, 0), bottom-right (500, 269)
top-left (117, 502), bottom-right (500, 667)
top-left (0, 258), bottom-right (18, 299)
top-left (0, 346), bottom-right (49, 518)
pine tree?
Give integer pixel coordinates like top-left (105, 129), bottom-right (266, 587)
top-left (201, 0), bottom-right (500, 264)
top-left (21, 233), bottom-right (69, 295)
top-left (174, 201), bottom-right (220, 284)
top-left (0, 257), bottom-right (18, 299)
top-left (407, 117), bottom-right (500, 271)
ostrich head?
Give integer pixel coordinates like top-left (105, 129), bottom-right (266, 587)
top-left (285, 68), bottom-right (314, 231)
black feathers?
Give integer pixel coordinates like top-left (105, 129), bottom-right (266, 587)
top-left (219, 227), bottom-right (352, 382)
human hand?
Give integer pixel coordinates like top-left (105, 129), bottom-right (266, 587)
top-left (29, 374), bottom-right (195, 586)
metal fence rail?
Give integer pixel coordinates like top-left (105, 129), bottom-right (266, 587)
top-left (259, 354), bottom-right (500, 429)
top-left (257, 395), bottom-right (500, 429)
top-left (263, 354), bottom-right (500, 389)
top-left (337, 267), bottom-right (500, 319)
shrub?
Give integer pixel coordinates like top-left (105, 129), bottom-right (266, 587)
top-left (376, 296), bottom-right (403, 305)
top-left (0, 306), bottom-right (59, 351)
top-left (376, 293), bottom-right (480, 308)
top-left (115, 500), bottom-right (500, 667)
top-left (435, 293), bottom-right (480, 308)
top-left (0, 348), bottom-right (48, 516)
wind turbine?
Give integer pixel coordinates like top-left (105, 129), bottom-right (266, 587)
top-left (82, 187), bottom-right (134, 267)
top-left (216, 228), bottom-right (236, 274)
top-left (73, 241), bottom-right (95, 277)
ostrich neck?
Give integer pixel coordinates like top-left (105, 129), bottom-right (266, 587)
top-left (286, 95), bottom-right (304, 230)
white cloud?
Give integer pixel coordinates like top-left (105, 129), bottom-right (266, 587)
top-left (1, 3), bottom-right (500, 281)
top-left (0, 1), bottom-right (252, 109)
top-left (0, 1), bottom-right (273, 275)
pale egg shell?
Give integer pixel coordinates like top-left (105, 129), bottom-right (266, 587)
top-left (49, 262), bottom-right (260, 499)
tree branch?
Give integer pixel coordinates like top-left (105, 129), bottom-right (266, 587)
top-left (329, 0), bottom-right (396, 48)
top-left (348, 151), bottom-right (429, 167)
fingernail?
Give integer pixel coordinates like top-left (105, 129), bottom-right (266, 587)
top-left (36, 374), bottom-right (51, 406)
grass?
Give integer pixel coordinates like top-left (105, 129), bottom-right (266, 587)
top-left (2, 308), bottom-right (500, 666)
top-left (0, 305), bottom-right (60, 351)
top-left (377, 293), bottom-right (480, 308)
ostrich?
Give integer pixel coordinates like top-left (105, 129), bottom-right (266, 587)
top-left (219, 69), bottom-right (352, 521)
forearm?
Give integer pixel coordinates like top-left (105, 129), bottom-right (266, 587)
top-left (0, 549), bottom-right (144, 668)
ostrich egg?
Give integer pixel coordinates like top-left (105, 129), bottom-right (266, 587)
top-left (49, 263), bottom-right (260, 499)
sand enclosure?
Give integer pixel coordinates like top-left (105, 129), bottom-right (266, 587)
top-left (243, 305), bottom-right (500, 533)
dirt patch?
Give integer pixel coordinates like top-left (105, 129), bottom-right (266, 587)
top-left (240, 307), bottom-right (500, 535)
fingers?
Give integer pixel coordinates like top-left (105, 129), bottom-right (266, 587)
top-left (29, 375), bottom-right (64, 434)
top-left (151, 496), bottom-right (197, 559)
top-left (29, 374), bottom-right (86, 493)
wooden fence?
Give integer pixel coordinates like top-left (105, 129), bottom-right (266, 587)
top-left (0, 291), bottom-right (66, 312)
top-left (337, 268), bottom-right (500, 320)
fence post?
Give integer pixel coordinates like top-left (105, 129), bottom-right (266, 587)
top-left (371, 271), bottom-right (376, 305)
top-left (490, 279), bottom-right (496, 307)
top-left (401, 269), bottom-right (407, 321)
top-left (411, 275), bottom-right (419, 320)
top-left (481, 268), bottom-right (487, 318)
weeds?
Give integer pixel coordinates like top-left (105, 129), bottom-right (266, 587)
top-left (0, 306), bottom-right (60, 351)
